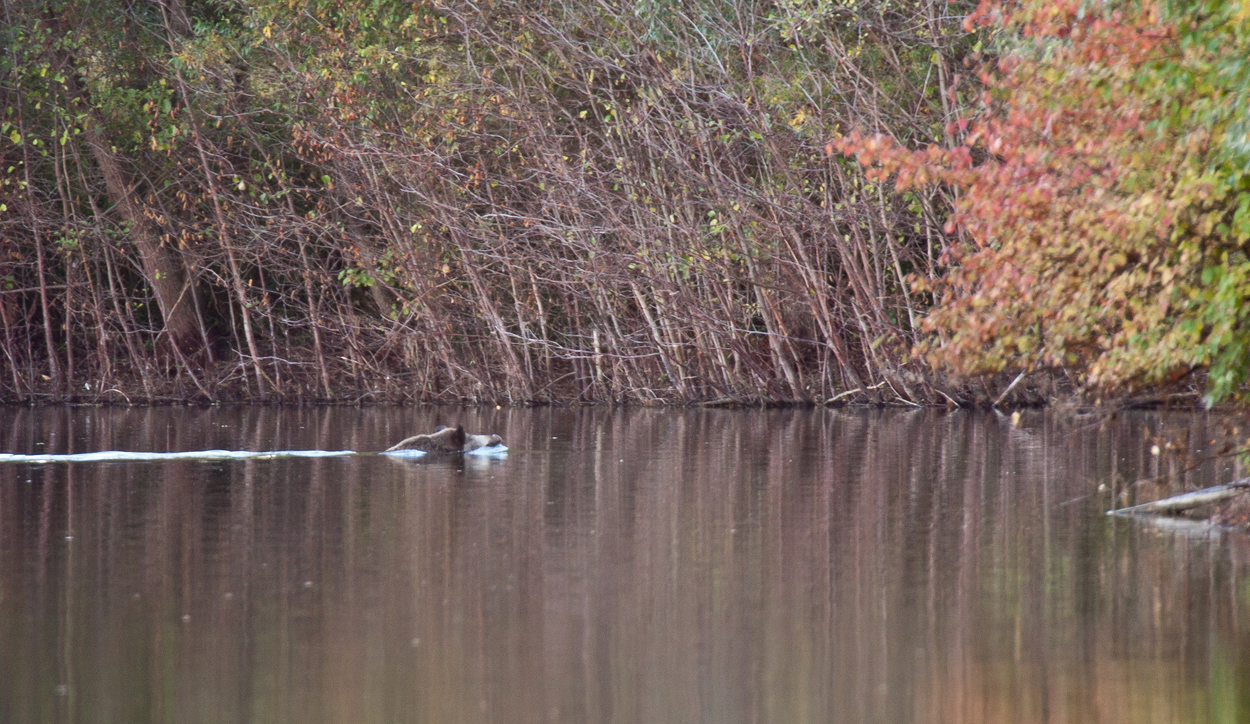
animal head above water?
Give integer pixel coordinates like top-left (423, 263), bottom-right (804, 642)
top-left (464, 432), bottom-right (504, 452)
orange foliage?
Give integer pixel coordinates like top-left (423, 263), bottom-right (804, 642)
top-left (836, 0), bottom-right (1250, 397)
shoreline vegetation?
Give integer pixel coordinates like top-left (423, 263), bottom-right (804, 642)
top-left (2, 0), bottom-right (1249, 409)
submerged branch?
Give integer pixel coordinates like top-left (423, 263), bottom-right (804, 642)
top-left (1108, 479), bottom-right (1250, 517)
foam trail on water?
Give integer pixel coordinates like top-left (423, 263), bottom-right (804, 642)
top-left (467, 444), bottom-right (509, 457)
top-left (380, 446), bottom-right (507, 459)
top-left (0, 449), bottom-right (356, 463)
top-left (380, 449), bottom-right (428, 459)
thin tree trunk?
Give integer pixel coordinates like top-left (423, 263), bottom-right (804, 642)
top-left (172, 68), bottom-right (268, 396)
top-left (80, 245), bottom-right (112, 387)
top-left (0, 299), bottom-right (28, 396)
top-left (33, 227), bottom-right (61, 393)
top-left (103, 246), bottom-right (154, 397)
top-left (297, 234), bottom-right (333, 398)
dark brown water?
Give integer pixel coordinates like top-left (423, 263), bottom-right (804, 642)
top-left (1, 406), bottom-right (1249, 723)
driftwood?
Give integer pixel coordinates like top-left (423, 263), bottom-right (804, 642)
top-left (992, 371), bottom-right (1027, 408)
top-left (1107, 478), bottom-right (1250, 517)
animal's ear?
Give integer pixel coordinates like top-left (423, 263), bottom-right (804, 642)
top-left (451, 425), bottom-right (466, 447)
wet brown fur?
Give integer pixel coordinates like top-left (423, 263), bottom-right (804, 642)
top-left (385, 425), bottom-right (467, 453)
top-left (385, 425), bottom-right (503, 453)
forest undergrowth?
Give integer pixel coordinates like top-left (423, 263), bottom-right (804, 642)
top-left (1, 0), bottom-right (1245, 407)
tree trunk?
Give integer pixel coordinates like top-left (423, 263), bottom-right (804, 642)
top-left (46, 1), bottom-right (206, 362)
top-left (79, 117), bottom-right (204, 359)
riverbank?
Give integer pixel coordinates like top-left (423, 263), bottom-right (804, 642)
top-left (1, 367), bottom-right (1212, 410)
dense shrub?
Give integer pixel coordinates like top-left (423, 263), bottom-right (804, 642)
top-left (839, 0), bottom-right (1250, 404)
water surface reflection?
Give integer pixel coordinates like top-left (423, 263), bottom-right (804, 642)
top-left (1, 407), bottom-right (1248, 723)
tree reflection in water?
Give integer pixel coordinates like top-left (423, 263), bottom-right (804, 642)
top-left (0, 406), bottom-right (1246, 723)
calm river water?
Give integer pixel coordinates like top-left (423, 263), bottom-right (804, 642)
top-left (1, 406), bottom-right (1248, 723)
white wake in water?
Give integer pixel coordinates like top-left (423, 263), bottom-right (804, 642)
top-left (380, 444), bottom-right (509, 459)
top-left (467, 444), bottom-right (509, 457)
top-left (380, 449), bottom-right (427, 459)
top-left (0, 450), bottom-right (357, 463)
top-left (1, 444), bottom-right (509, 464)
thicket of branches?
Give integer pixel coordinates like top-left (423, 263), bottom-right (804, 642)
top-left (0, 0), bottom-right (973, 403)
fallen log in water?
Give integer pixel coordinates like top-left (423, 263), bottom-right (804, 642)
top-left (1107, 478), bottom-right (1250, 517)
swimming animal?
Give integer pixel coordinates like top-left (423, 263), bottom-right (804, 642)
top-left (385, 425), bottom-right (503, 454)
